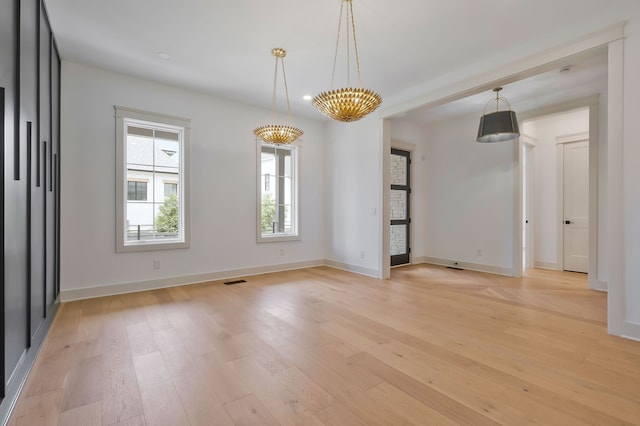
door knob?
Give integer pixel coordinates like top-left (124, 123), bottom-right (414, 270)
top-left (565, 220), bottom-right (573, 224)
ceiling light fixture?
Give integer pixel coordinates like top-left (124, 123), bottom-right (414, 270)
top-left (476, 87), bottom-right (520, 143)
top-left (254, 48), bottom-right (303, 145)
top-left (312, 0), bottom-right (382, 122)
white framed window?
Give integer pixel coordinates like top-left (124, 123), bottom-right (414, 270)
top-left (115, 106), bottom-right (190, 252)
top-left (257, 142), bottom-right (299, 242)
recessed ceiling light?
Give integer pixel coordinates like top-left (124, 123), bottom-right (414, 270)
top-left (303, 95), bottom-right (313, 101)
top-left (157, 52), bottom-right (171, 60)
top-left (560, 65), bottom-right (572, 73)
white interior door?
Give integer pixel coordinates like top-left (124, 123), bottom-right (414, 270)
top-left (563, 140), bottom-right (589, 273)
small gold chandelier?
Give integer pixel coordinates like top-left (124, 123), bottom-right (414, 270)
top-left (313, 0), bottom-right (382, 122)
top-left (254, 48), bottom-right (303, 144)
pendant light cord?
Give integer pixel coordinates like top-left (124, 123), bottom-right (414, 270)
top-left (330, 1), bottom-right (364, 89)
top-left (281, 57), bottom-right (294, 125)
top-left (271, 55), bottom-right (279, 121)
top-left (270, 54), bottom-right (294, 126)
top-left (330, 1), bottom-right (345, 88)
top-left (349, 1), bottom-right (363, 88)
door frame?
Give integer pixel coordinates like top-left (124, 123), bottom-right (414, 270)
top-left (556, 132), bottom-right (589, 272)
top-left (382, 139), bottom-right (416, 275)
top-left (521, 137), bottom-right (536, 271)
top-left (517, 96), bottom-right (604, 291)
top-left (390, 147), bottom-right (412, 266)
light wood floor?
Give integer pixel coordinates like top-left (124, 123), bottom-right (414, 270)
top-left (8, 265), bottom-right (640, 425)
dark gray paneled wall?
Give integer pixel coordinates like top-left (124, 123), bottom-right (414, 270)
top-left (1, 0), bottom-right (60, 420)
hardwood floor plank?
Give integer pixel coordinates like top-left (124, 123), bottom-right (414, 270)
top-left (126, 321), bottom-right (159, 357)
top-left (223, 394), bottom-right (279, 426)
top-left (58, 401), bottom-right (102, 426)
top-left (274, 366), bottom-right (334, 412)
top-left (101, 319), bottom-right (143, 425)
top-left (366, 382), bottom-right (458, 425)
top-left (61, 355), bottom-right (103, 411)
top-left (351, 351), bottom-right (498, 425)
top-left (199, 351), bottom-right (252, 404)
top-left (137, 378), bottom-right (189, 426)
top-left (132, 351), bottom-right (171, 386)
top-left (228, 356), bottom-right (324, 425)
top-left (7, 390), bottom-right (63, 426)
top-left (171, 372), bottom-right (235, 426)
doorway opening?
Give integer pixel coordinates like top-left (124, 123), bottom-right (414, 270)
top-left (521, 106), bottom-right (592, 279)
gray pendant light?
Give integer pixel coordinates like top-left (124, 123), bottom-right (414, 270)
top-left (477, 87), bottom-right (520, 143)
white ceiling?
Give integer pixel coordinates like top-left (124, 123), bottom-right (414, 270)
top-left (45, 0), bottom-right (636, 122)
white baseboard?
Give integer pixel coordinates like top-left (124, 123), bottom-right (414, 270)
top-left (621, 321), bottom-right (640, 342)
top-left (422, 257), bottom-right (513, 276)
top-left (534, 261), bottom-right (561, 270)
top-left (590, 279), bottom-right (608, 292)
top-left (323, 259), bottom-right (379, 278)
top-left (60, 259), bottom-right (325, 302)
top-left (412, 256), bottom-right (428, 264)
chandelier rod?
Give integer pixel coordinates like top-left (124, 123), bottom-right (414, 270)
top-left (271, 54), bottom-right (278, 121)
top-left (330, 1), bottom-right (345, 88)
top-left (280, 56), bottom-right (294, 125)
top-left (349, 0), bottom-right (363, 88)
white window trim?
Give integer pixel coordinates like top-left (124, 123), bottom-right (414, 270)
top-left (115, 106), bottom-right (191, 252)
top-left (256, 140), bottom-right (301, 243)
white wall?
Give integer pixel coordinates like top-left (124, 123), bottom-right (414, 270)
top-left (421, 111), bottom-right (516, 272)
top-left (324, 115), bottom-right (383, 277)
top-left (525, 108), bottom-right (589, 268)
top-left (623, 14), bottom-right (640, 325)
top-left (61, 61), bottom-right (325, 293)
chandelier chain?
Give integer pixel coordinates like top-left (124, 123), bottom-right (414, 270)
top-left (280, 57), bottom-right (294, 125)
top-left (271, 55), bottom-right (279, 120)
top-left (349, 1), bottom-right (363, 88)
top-left (346, 2), bottom-right (351, 87)
top-left (331, 1), bottom-right (345, 88)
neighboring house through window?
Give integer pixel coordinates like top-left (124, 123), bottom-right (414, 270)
top-left (257, 142), bottom-right (299, 241)
top-left (127, 180), bottom-right (147, 201)
top-left (115, 106), bottom-right (191, 252)
top-left (164, 182), bottom-right (177, 198)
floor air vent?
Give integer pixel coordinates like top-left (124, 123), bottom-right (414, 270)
top-left (446, 266), bottom-right (464, 271)
top-left (224, 279), bottom-right (247, 285)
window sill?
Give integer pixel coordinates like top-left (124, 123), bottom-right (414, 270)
top-left (117, 240), bottom-right (190, 253)
top-left (257, 234), bottom-right (300, 243)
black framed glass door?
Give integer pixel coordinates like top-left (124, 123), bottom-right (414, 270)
top-left (390, 148), bottom-right (411, 266)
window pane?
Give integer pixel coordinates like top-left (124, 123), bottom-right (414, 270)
top-left (127, 181), bottom-right (135, 200)
top-left (261, 202), bottom-right (276, 233)
top-left (126, 202), bottom-right (155, 242)
top-left (282, 150), bottom-right (292, 177)
top-left (391, 224), bottom-right (407, 256)
top-left (283, 204), bottom-right (293, 234)
top-left (155, 192), bottom-right (179, 239)
top-left (164, 182), bottom-right (177, 197)
top-left (124, 121), bottom-right (182, 244)
top-left (259, 143), bottom-right (296, 239)
top-left (391, 154), bottom-right (407, 186)
top-left (390, 190), bottom-right (406, 220)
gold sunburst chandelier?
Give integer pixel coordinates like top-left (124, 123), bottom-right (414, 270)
top-left (313, 0), bottom-right (382, 122)
top-left (254, 48), bottom-right (303, 144)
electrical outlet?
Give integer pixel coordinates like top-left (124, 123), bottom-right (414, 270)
top-left (279, 249), bottom-right (285, 256)
top-left (360, 250), bottom-right (365, 259)
top-left (476, 249), bottom-right (482, 256)
top-left (153, 259), bottom-right (161, 269)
